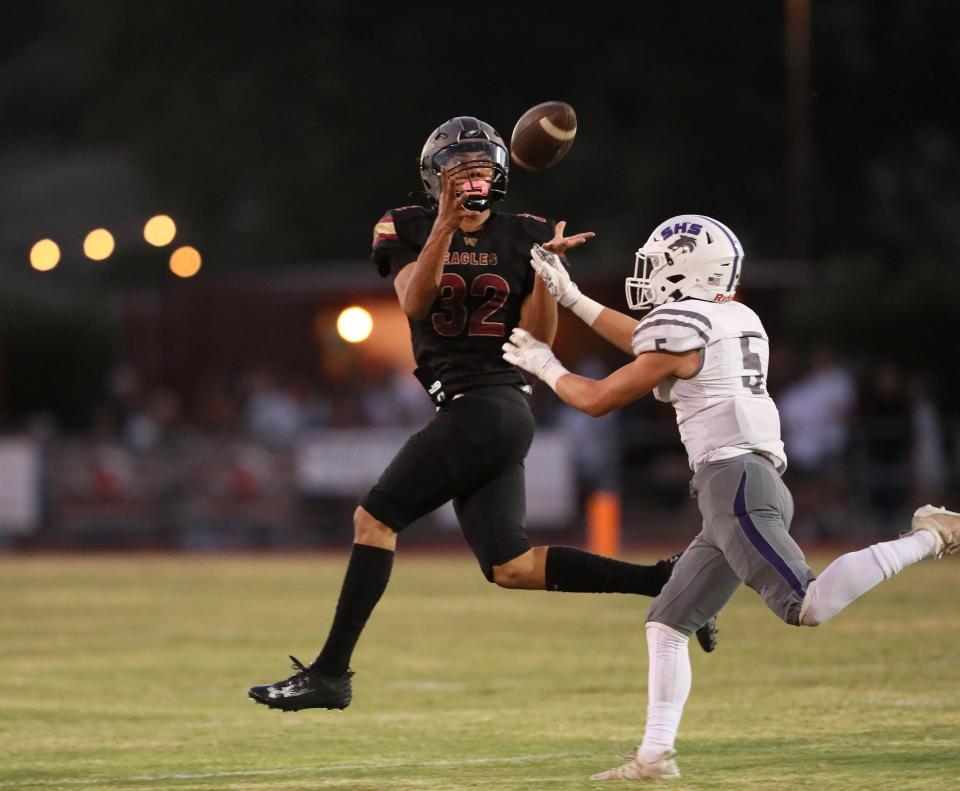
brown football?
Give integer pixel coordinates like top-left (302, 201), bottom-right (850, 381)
top-left (510, 101), bottom-right (577, 171)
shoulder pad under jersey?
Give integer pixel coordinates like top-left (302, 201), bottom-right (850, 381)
top-left (504, 211), bottom-right (557, 244)
top-left (371, 205), bottom-right (434, 277)
top-left (631, 305), bottom-right (713, 355)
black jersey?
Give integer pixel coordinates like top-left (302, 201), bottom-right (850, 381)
top-left (372, 205), bottom-right (557, 399)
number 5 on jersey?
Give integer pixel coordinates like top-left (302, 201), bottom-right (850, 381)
top-left (740, 332), bottom-right (767, 394)
top-left (432, 273), bottom-right (510, 337)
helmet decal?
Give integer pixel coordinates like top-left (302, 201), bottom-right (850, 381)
top-left (694, 214), bottom-right (742, 291)
top-left (667, 235), bottom-right (698, 255)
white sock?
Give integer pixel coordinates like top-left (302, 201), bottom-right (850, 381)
top-left (639, 622), bottom-right (691, 764)
top-left (800, 531), bottom-right (938, 625)
top-left (870, 529), bottom-right (939, 576)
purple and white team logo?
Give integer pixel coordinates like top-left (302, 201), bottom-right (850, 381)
top-left (667, 235), bottom-right (698, 255)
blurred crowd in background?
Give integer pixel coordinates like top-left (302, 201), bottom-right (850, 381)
top-left (5, 332), bottom-right (950, 551)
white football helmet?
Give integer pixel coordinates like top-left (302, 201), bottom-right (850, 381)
top-left (625, 214), bottom-right (744, 310)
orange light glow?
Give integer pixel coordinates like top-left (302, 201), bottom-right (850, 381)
top-left (144, 215), bottom-right (177, 246)
top-left (336, 306), bottom-right (374, 343)
top-left (83, 228), bottom-right (115, 261)
top-left (30, 239), bottom-right (61, 271)
top-left (169, 246), bottom-right (202, 278)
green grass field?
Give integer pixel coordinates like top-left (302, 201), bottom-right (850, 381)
top-left (1, 552), bottom-right (958, 790)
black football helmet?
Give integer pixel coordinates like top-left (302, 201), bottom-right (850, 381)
top-left (419, 116), bottom-right (509, 211)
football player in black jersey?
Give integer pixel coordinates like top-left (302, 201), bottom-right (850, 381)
top-left (248, 117), bottom-right (717, 712)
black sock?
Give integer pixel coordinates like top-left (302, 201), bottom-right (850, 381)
top-left (313, 544), bottom-right (394, 676)
top-left (544, 546), bottom-right (671, 597)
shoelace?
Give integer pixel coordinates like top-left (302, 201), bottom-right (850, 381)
top-left (278, 655), bottom-right (313, 688)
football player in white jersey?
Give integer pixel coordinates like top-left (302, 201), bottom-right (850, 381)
top-left (502, 214), bottom-right (960, 782)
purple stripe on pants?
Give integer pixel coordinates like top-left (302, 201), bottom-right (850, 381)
top-left (734, 471), bottom-right (806, 597)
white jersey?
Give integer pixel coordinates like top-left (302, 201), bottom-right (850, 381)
top-left (631, 299), bottom-right (787, 473)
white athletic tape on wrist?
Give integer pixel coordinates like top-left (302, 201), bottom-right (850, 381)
top-left (569, 293), bottom-right (603, 327)
top-left (541, 360), bottom-right (569, 391)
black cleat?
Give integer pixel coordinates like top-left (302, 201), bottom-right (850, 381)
top-left (694, 614), bottom-right (719, 653)
top-left (658, 553), bottom-right (719, 654)
top-left (248, 655), bottom-right (353, 712)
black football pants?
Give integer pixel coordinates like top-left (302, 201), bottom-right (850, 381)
top-left (361, 384), bottom-right (534, 580)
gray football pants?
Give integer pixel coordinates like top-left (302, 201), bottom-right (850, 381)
top-left (647, 453), bottom-right (817, 633)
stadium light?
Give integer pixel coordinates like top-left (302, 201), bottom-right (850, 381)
top-left (169, 246), bottom-right (202, 278)
top-left (30, 239), bottom-right (61, 271)
top-left (83, 228), bottom-right (115, 261)
top-left (337, 306), bottom-right (373, 343)
top-left (144, 215), bottom-right (177, 247)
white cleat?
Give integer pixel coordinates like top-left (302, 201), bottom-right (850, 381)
top-left (591, 748), bottom-right (680, 781)
top-left (903, 505), bottom-right (960, 559)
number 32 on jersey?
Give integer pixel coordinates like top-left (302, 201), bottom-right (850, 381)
top-left (431, 272), bottom-right (509, 337)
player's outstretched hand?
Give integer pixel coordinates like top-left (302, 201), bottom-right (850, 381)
top-left (502, 327), bottom-right (558, 379)
top-left (436, 166), bottom-right (469, 232)
top-left (542, 220), bottom-right (595, 254)
top-left (531, 243), bottom-right (582, 308)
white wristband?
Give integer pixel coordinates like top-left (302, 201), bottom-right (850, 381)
top-left (541, 360), bottom-right (570, 391)
top-left (569, 293), bottom-right (604, 327)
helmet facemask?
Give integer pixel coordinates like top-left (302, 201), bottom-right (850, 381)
top-left (625, 250), bottom-right (686, 310)
top-left (432, 141), bottom-right (508, 211)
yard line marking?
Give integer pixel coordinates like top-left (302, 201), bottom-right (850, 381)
top-left (0, 751), bottom-right (599, 788)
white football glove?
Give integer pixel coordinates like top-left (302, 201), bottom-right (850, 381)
top-left (530, 244), bottom-right (581, 307)
top-left (530, 244), bottom-right (604, 326)
top-left (502, 327), bottom-right (569, 390)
